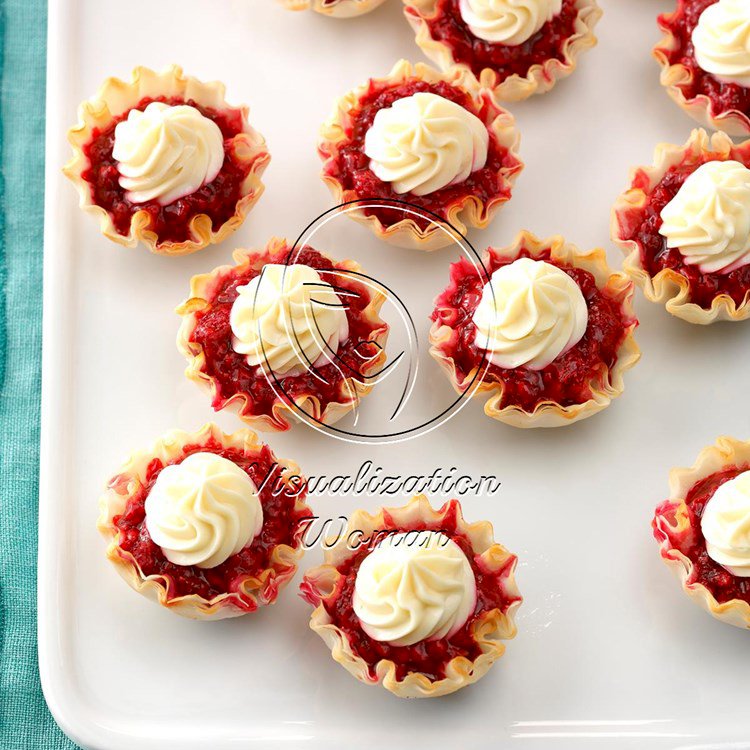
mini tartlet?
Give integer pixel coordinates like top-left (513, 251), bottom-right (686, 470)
top-left (177, 237), bottom-right (389, 432)
top-left (403, 0), bottom-right (602, 102)
top-left (279, 0), bottom-right (387, 16)
top-left (654, 0), bottom-right (750, 136)
top-left (64, 65), bottom-right (269, 256)
top-left (318, 59), bottom-right (523, 250)
top-left (653, 436), bottom-right (750, 629)
top-left (300, 495), bottom-right (521, 697)
top-left (98, 423), bottom-right (310, 620)
top-left (612, 129), bottom-right (750, 324)
top-left (429, 231), bottom-right (639, 428)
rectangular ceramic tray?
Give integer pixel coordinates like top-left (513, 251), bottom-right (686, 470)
top-left (39, 0), bottom-right (750, 748)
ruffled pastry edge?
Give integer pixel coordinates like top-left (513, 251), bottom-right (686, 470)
top-left (318, 58), bottom-right (523, 251)
top-left (428, 230), bottom-right (640, 428)
top-left (300, 494), bottom-right (522, 698)
top-left (97, 422), bottom-right (310, 620)
top-left (403, 0), bottom-right (602, 103)
top-left (653, 5), bottom-right (750, 137)
top-left (176, 236), bottom-right (389, 432)
top-left (611, 128), bottom-right (750, 324)
top-left (278, 0), bottom-right (387, 16)
top-left (63, 64), bottom-right (270, 256)
top-left (652, 436), bottom-right (750, 629)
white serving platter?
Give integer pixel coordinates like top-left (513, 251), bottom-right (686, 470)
top-left (39, 0), bottom-right (750, 748)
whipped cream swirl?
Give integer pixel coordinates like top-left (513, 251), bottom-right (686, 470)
top-left (113, 102), bottom-right (225, 206)
top-left (363, 92), bottom-right (488, 197)
top-left (230, 263), bottom-right (349, 377)
top-left (701, 469), bottom-right (750, 577)
top-left (144, 452), bottom-right (263, 570)
top-left (353, 530), bottom-right (477, 646)
top-left (659, 160), bottom-right (750, 274)
top-left (692, 0), bottom-right (750, 87)
top-left (458, 0), bottom-right (563, 45)
top-left (472, 257), bottom-right (588, 370)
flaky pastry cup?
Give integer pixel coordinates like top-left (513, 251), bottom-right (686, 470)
top-left (278, 0), bottom-right (387, 16)
top-left (429, 231), bottom-right (640, 428)
top-left (176, 237), bottom-right (389, 431)
top-left (300, 495), bottom-right (521, 698)
top-left (318, 59), bottom-right (522, 250)
top-left (403, 0), bottom-right (601, 102)
top-left (653, 2), bottom-right (750, 137)
top-left (97, 423), bottom-right (310, 620)
top-left (611, 128), bottom-right (750, 324)
top-left (64, 65), bottom-right (270, 256)
top-left (653, 436), bottom-right (750, 629)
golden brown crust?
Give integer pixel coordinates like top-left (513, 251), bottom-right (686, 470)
top-left (653, 436), bottom-right (750, 629)
top-left (301, 495), bottom-right (521, 697)
top-left (97, 423), bottom-right (310, 620)
top-left (653, 7), bottom-right (750, 136)
top-left (611, 128), bottom-right (750, 324)
top-left (176, 237), bottom-right (389, 432)
top-left (404, 0), bottom-right (602, 102)
top-left (278, 0), bottom-right (387, 16)
top-left (63, 65), bottom-right (270, 256)
top-left (428, 230), bottom-right (640, 428)
top-left (318, 59), bottom-right (523, 251)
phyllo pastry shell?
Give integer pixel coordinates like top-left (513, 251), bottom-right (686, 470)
top-left (300, 495), bottom-right (521, 697)
top-left (278, 0), bottom-right (387, 16)
top-left (98, 423), bottom-right (310, 620)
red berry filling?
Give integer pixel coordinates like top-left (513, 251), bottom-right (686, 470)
top-left (620, 155), bottom-right (750, 310)
top-left (323, 78), bottom-right (520, 231)
top-left (113, 437), bottom-right (309, 606)
top-left (82, 96), bottom-right (253, 245)
top-left (431, 249), bottom-right (632, 413)
top-left (654, 466), bottom-right (750, 606)
top-left (189, 245), bottom-right (387, 425)
top-left (410, 0), bottom-right (580, 83)
top-left (301, 500), bottom-right (519, 682)
top-left (659, 0), bottom-right (750, 119)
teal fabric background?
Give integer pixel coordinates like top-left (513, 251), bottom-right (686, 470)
top-left (0, 0), bottom-right (77, 747)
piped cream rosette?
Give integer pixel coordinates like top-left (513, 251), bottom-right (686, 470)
top-left (300, 495), bottom-right (521, 698)
top-left (429, 231), bottom-right (639, 428)
top-left (652, 436), bottom-right (750, 629)
top-left (611, 129), bottom-right (750, 324)
top-left (278, 0), bottom-right (387, 17)
top-left (64, 65), bottom-right (270, 255)
top-left (97, 423), bottom-right (310, 620)
top-left (318, 59), bottom-right (522, 250)
top-left (403, 0), bottom-right (602, 102)
top-left (176, 237), bottom-right (388, 432)
top-left (654, 0), bottom-right (750, 136)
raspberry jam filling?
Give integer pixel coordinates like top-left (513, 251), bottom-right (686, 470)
top-left (302, 501), bottom-right (518, 682)
top-left (323, 79), bottom-right (520, 231)
top-left (622, 157), bottom-right (750, 309)
top-left (113, 437), bottom-right (308, 604)
top-left (411, 0), bottom-right (579, 82)
top-left (659, 0), bottom-right (750, 118)
top-left (82, 96), bottom-right (251, 244)
top-left (655, 466), bottom-right (750, 605)
top-left (189, 245), bottom-right (386, 423)
top-left (431, 249), bottom-right (630, 412)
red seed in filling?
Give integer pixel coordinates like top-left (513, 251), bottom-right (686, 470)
top-left (655, 466), bottom-right (750, 606)
top-left (431, 249), bottom-right (631, 413)
top-left (659, 0), bottom-right (750, 119)
top-left (310, 501), bottom-right (519, 682)
top-left (113, 438), bottom-right (309, 603)
top-left (82, 96), bottom-right (251, 244)
top-left (324, 78), bottom-right (519, 231)
top-left (413, 0), bottom-right (580, 82)
top-left (189, 245), bottom-right (386, 423)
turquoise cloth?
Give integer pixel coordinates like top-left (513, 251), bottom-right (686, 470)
top-left (0, 0), bottom-right (77, 747)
